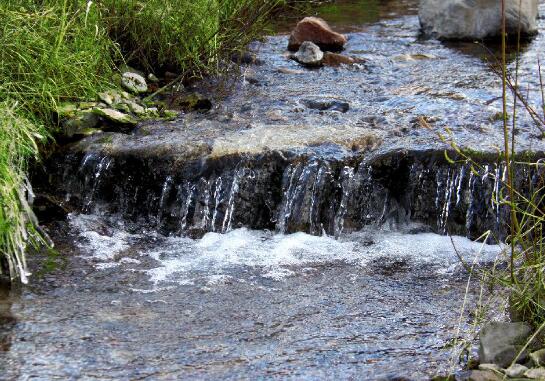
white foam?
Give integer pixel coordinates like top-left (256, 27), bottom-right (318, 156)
top-left (68, 214), bottom-right (504, 289)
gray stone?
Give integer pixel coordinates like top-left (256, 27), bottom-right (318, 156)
top-left (293, 41), bottom-right (324, 67)
top-left (505, 364), bottom-right (528, 378)
top-left (525, 367), bottom-right (545, 379)
top-left (126, 101), bottom-right (146, 116)
top-left (468, 370), bottom-right (502, 381)
top-left (479, 322), bottom-right (532, 367)
top-left (121, 72), bottom-right (148, 94)
top-left (92, 108), bottom-right (137, 125)
top-left (530, 349), bottom-right (545, 367)
top-left (419, 0), bottom-right (538, 40)
top-left (478, 363), bottom-right (502, 372)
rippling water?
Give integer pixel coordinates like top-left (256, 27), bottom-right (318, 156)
top-left (1, 214), bottom-right (504, 380)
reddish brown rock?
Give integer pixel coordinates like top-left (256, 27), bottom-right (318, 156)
top-left (322, 52), bottom-right (365, 67)
top-left (288, 17), bottom-right (347, 52)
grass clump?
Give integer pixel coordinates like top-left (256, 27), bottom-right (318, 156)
top-left (0, 0), bottom-right (116, 282)
top-left (0, 102), bottom-right (48, 284)
top-left (99, 0), bottom-right (280, 76)
top-left (0, 1), bottom-right (117, 124)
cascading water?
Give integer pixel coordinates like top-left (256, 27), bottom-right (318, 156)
top-left (48, 149), bottom-right (534, 242)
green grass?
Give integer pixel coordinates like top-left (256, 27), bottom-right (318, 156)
top-left (0, 102), bottom-right (47, 283)
top-left (0, 0), bottom-right (280, 282)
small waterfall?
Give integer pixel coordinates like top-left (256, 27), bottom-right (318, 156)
top-left (333, 166), bottom-right (355, 237)
top-left (50, 150), bottom-right (539, 240)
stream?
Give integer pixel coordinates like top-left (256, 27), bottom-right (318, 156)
top-left (4, 0), bottom-right (545, 379)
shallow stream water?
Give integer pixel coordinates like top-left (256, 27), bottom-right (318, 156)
top-left (4, 0), bottom-right (545, 379)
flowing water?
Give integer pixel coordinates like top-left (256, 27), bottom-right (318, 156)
top-left (5, 0), bottom-right (545, 379)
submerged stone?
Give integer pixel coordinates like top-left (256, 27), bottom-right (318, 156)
top-left (322, 52), bottom-right (364, 67)
top-left (302, 99), bottom-right (349, 113)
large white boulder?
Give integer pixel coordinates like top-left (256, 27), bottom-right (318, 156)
top-left (419, 0), bottom-right (538, 40)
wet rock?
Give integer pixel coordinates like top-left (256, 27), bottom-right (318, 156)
top-left (479, 322), bottom-right (532, 367)
top-left (525, 367), bottom-right (545, 379)
top-left (505, 364), bottom-right (528, 378)
top-left (293, 41), bottom-right (324, 67)
top-left (302, 99), bottom-right (350, 113)
top-left (530, 349), bottom-right (545, 367)
top-left (468, 370), bottom-right (502, 381)
top-left (62, 111), bottom-right (100, 137)
top-left (288, 17), bottom-right (347, 52)
top-left (322, 52), bottom-right (364, 67)
top-left (230, 51), bottom-right (263, 65)
top-left (172, 93), bottom-right (212, 112)
top-left (419, 0), bottom-right (539, 40)
top-left (121, 72), bottom-right (148, 94)
top-left (92, 108), bottom-right (138, 125)
top-left (392, 53), bottom-right (437, 62)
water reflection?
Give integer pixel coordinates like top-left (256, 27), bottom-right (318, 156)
top-left (442, 39), bottom-right (533, 63)
top-left (273, 0), bottom-right (417, 33)
top-left (0, 282), bottom-right (15, 353)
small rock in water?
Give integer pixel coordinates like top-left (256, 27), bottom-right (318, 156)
top-left (530, 349), bottom-right (545, 367)
top-left (277, 67), bottom-right (305, 75)
top-left (288, 16), bottom-right (347, 52)
top-left (478, 322), bottom-right (532, 368)
top-left (302, 99), bottom-right (349, 113)
top-left (322, 52), bottom-right (364, 67)
top-left (292, 41), bottom-right (324, 67)
top-left (505, 364), bottom-right (528, 378)
top-left (419, 0), bottom-right (538, 40)
top-left (525, 367), bottom-right (545, 379)
top-left (121, 72), bottom-right (148, 94)
top-left (392, 53), bottom-right (437, 62)
top-left (92, 107), bottom-right (138, 125)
